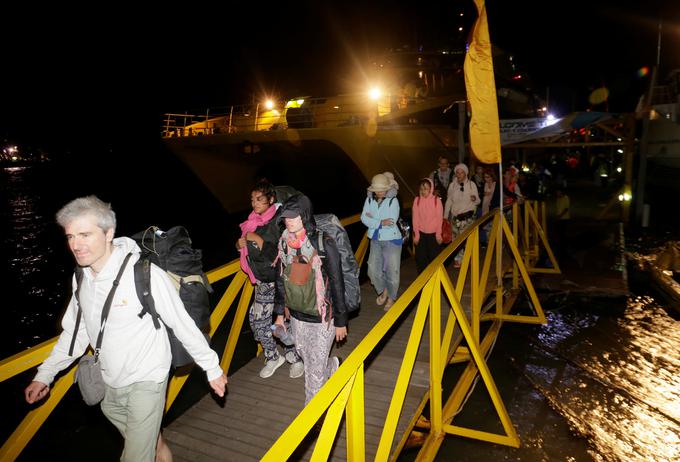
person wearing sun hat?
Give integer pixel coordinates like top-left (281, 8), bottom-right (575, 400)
top-left (361, 173), bottom-right (403, 311)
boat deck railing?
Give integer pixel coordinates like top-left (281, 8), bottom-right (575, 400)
top-left (0, 200), bottom-right (559, 461)
top-left (161, 93), bottom-right (461, 139)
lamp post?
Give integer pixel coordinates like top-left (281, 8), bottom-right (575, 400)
top-left (253, 103), bottom-right (259, 131)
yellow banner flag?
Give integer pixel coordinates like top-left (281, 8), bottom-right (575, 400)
top-left (464, 0), bottom-right (502, 164)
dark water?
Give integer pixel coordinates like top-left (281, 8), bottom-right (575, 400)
top-left (2, 156), bottom-right (680, 461)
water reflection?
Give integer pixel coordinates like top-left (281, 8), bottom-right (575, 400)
top-left (0, 167), bottom-right (67, 356)
top-left (523, 296), bottom-right (680, 462)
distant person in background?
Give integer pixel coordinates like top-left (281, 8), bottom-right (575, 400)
top-left (412, 178), bottom-right (443, 273)
top-left (25, 196), bottom-right (227, 462)
top-left (444, 164), bottom-right (480, 267)
top-left (503, 166), bottom-right (523, 206)
top-left (472, 165), bottom-right (486, 217)
top-left (481, 169), bottom-right (501, 216)
top-left (473, 165), bottom-right (485, 192)
top-left (237, 179), bottom-right (303, 379)
top-left (431, 155), bottom-right (454, 205)
top-left (554, 187), bottom-right (570, 255)
top-left (480, 169), bottom-right (501, 246)
top-left (362, 173), bottom-right (402, 311)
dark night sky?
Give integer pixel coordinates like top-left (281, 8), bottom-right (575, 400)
top-left (2, 0), bottom-right (678, 153)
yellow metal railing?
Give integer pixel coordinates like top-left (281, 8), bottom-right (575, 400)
top-left (261, 204), bottom-right (558, 461)
top-left (0, 201), bottom-right (557, 461)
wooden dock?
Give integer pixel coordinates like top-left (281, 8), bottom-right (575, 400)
top-left (163, 251), bottom-right (513, 462)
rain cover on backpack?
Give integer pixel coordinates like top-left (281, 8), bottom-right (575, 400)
top-left (314, 214), bottom-right (361, 312)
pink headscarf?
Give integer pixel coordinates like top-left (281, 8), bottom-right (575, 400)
top-left (239, 204), bottom-right (277, 284)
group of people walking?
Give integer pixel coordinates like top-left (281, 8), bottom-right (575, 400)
top-left (237, 182), bottom-right (347, 407)
top-left (24, 155), bottom-right (524, 461)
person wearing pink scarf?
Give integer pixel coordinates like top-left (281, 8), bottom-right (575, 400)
top-left (412, 177), bottom-right (443, 272)
top-left (236, 180), bottom-right (303, 379)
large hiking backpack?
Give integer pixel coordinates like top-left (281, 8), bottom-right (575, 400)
top-left (131, 226), bottom-right (212, 368)
top-left (274, 185), bottom-right (301, 204)
top-left (314, 214), bottom-right (361, 312)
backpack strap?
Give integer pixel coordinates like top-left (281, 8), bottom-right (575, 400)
top-left (69, 253), bottom-right (133, 358)
top-left (93, 253), bottom-right (133, 362)
top-left (68, 267), bottom-right (85, 356)
top-left (316, 230), bottom-right (325, 257)
top-left (134, 257), bottom-right (161, 329)
top-left (164, 271), bottom-right (205, 290)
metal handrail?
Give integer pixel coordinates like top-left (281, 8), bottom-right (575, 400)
top-left (0, 201), bottom-right (557, 461)
top-left (160, 94), bottom-right (460, 138)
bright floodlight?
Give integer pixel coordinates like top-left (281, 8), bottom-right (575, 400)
top-left (369, 87), bottom-right (382, 101)
top-left (264, 100), bottom-right (274, 110)
top-left (546, 113), bottom-right (557, 126)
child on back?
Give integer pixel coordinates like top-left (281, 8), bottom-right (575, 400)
top-left (412, 178), bottom-right (443, 273)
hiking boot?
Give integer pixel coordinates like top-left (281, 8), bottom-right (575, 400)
top-left (289, 361), bottom-right (304, 378)
top-left (259, 355), bottom-right (286, 378)
top-left (384, 297), bottom-right (395, 311)
top-left (376, 290), bottom-right (388, 305)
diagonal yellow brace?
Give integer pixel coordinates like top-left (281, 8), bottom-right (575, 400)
top-left (416, 269), bottom-right (520, 457)
top-left (345, 365), bottom-right (365, 461)
top-left (311, 370), bottom-right (357, 462)
top-left (166, 271), bottom-right (251, 411)
top-left (525, 201), bottom-right (561, 274)
top-left (374, 280), bottom-right (434, 462)
top-left (501, 217), bottom-right (546, 324)
top-left (220, 279), bottom-right (254, 375)
top-left (0, 337), bottom-right (58, 383)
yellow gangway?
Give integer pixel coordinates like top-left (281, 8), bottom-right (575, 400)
top-left (0, 201), bottom-right (559, 461)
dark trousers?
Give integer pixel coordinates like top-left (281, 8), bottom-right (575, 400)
top-left (415, 232), bottom-right (441, 273)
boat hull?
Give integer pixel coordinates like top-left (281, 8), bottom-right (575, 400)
top-left (648, 117), bottom-right (680, 169)
top-left (164, 124), bottom-right (459, 213)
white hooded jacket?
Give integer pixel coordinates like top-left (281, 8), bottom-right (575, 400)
top-left (34, 237), bottom-right (223, 388)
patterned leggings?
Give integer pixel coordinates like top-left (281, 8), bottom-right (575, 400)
top-left (291, 317), bottom-right (338, 404)
top-left (249, 282), bottom-right (300, 363)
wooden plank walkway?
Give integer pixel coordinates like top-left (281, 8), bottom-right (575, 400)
top-left (164, 251), bottom-right (512, 462)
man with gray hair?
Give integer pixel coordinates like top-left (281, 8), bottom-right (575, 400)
top-left (25, 195), bottom-right (227, 462)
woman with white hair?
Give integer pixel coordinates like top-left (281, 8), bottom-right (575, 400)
top-left (444, 163), bottom-right (480, 267)
top-left (361, 173), bottom-right (402, 310)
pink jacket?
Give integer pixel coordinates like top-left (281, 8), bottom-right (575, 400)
top-left (412, 178), bottom-right (443, 241)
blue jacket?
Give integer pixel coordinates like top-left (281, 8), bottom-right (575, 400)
top-left (361, 196), bottom-right (401, 241)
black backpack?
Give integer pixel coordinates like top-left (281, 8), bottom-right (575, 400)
top-left (131, 226), bottom-right (212, 368)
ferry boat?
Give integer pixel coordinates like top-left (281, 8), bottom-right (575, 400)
top-left (162, 47), bottom-right (542, 213)
top-left (646, 69), bottom-right (680, 169)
